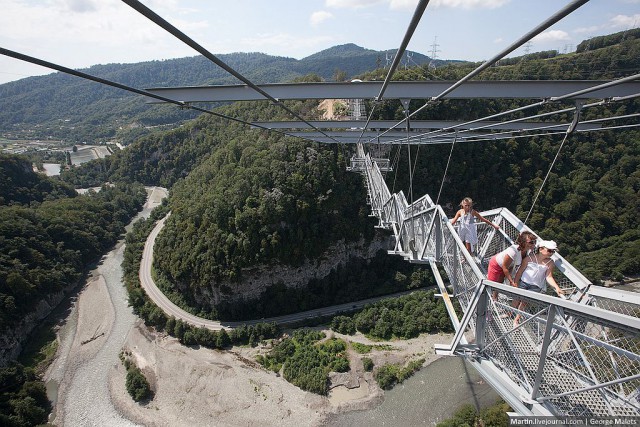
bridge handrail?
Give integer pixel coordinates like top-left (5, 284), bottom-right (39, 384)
top-left (352, 144), bottom-right (640, 417)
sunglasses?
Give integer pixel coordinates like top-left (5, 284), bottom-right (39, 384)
top-left (527, 240), bottom-right (537, 244)
top-left (545, 248), bottom-right (556, 253)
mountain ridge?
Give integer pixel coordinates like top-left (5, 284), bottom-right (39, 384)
top-left (0, 43), bottom-right (435, 143)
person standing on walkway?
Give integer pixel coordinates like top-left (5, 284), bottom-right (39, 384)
top-left (511, 240), bottom-right (565, 326)
top-left (488, 231), bottom-right (537, 300)
top-left (450, 197), bottom-right (499, 254)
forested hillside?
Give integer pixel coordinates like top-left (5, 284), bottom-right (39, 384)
top-left (0, 44), bottom-right (432, 144)
top-left (0, 159), bottom-right (146, 332)
top-left (0, 154), bottom-right (76, 205)
top-left (51, 31), bottom-right (640, 319)
top-left (367, 30), bottom-right (640, 281)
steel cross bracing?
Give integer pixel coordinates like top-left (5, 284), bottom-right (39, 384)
top-left (351, 142), bottom-right (640, 417)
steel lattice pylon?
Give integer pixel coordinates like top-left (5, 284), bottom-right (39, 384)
top-left (351, 142), bottom-right (640, 417)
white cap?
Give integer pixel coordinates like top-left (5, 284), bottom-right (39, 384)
top-left (539, 240), bottom-right (558, 251)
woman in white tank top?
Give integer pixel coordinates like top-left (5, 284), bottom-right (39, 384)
top-left (511, 240), bottom-right (565, 326)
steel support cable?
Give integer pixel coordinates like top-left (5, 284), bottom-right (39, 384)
top-left (411, 144), bottom-right (421, 186)
top-left (436, 79), bottom-right (640, 138)
top-left (363, 0), bottom-right (591, 145)
top-left (0, 47), bottom-right (324, 145)
top-left (415, 123), bottom-right (640, 145)
top-left (394, 105), bottom-right (572, 146)
top-left (405, 110), bottom-right (415, 204)
top-left (417, 108), bottom-right (640, 144)
top-left (549, 72), bottom-right (640, 102)
top-left (358, 0), bottom-right (429, 160)
top-left (435, 132), bottom-right (457, 206)
top-left (611, 93), bottom-right (640, 102)
top-left (453, 111), bottom-right (640, 142)
top-left (333, 121), bottom-right (640, 146)
top-left (356, 0), bottom-right (429, 235)
top-left (121, 0), bottom-right (343, 146)
top-left (355, 0), bottom-right (430, 146)
top-left (390, 146), bottom-right (401, 194)
top-left (411, 75), bottom-right (640, 143)
top-left (524, 103), bottom-right (584, 224)
top-left (375, 0), bottom-right (430, 103)
top-left (383, 75), bottom-right (640, 146)
top-left (410, 0), bottom-right (591, 113)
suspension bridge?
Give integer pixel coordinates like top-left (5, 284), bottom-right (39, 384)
top-left (350, 141), bottom-right (640, 417)
top-left (2, 0), bottom-right (639, 420)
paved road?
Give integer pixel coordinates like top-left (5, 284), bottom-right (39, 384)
top-left (140, 215), bottom-right (420, 330)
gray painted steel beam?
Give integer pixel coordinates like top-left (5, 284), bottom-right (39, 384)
top-left (289, 136), bottom-right (505, 144)
top-left (145, 80), bottom-right (640, 103)
top-left (287, 131), bottom-right (506, 142)
top-left (253, 120), bottom-right (602, 131)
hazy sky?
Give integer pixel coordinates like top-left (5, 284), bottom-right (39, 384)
top-left (0, 0), bottom-right (638, 85)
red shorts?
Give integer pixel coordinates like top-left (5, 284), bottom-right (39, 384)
top-left (487, 256), bottom-right (505, 283)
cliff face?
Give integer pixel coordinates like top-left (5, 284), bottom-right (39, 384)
top-left (0, 289), bottom-right (69, 366)
top-left (185, 233), bottom-right (391, 308)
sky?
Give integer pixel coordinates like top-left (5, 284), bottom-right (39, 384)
top-left (0, 0), bottom-right (639, 85)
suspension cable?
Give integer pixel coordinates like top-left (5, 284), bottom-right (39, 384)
top-left (364, 0), bottom-right (591, 144)
top-left (405, 122), bottom-right (640, 146)
top-left (381, 75), bottom-right (640, 146)
top-left (0, 47), bottom-right (322, 145)
top-left (524, 103), bottom-right (584, 224)
top-left (404, 105), bottom-right (415, 207)
top-left (122, 0), bottom-right (344, 146)
top-left (355, 0), bottom-right (430, 146)
top-left (435, 132), bottom-right (458, 206)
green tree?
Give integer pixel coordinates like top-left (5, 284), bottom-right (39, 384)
top-left (125, 365), bottom-right (152, 402)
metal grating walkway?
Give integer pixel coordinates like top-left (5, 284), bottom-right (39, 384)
top-left (350, 143), bottom-right (640, 417)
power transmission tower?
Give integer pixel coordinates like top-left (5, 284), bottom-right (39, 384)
top-left (385, 52), bottom-right (393, 69)
top-left (524, 41), bottom-right (532, 55)
top-left (429, 36), bottom-right (440, 69)
top-left (405, 52), bottom-right (413, 69)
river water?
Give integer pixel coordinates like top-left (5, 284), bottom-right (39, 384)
top-left (328, 356), bottom-right (500, 426)
top-left (44, 186), bottom-right (500, 426)
top-left (45, 187), bottom-right (165, 426)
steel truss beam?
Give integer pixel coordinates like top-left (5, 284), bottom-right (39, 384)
top-left (252, 120), bottom-right (602, 131)
top-left (145, 80), bottom-right (640, 103)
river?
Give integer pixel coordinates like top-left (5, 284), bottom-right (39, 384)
top-left (44, 186), bottom-right (499, 426)
top-left (45, 187), bottom-right (166, 426)
top-left (328, 356), bottom-right (500, 426)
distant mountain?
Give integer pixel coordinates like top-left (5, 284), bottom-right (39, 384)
top-left (0, 44), bottom-right (436, 143)
top-left (301, 43), bottom-right (436, 78)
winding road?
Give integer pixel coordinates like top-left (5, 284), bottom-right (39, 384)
top-left (140, 215), bottom-right (418, 330)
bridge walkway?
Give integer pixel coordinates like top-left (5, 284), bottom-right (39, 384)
top-left (351, 143), bottom-right (640, 417)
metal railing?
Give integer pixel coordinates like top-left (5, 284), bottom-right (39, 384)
top-left (351, 146), bottom-right (640, 417)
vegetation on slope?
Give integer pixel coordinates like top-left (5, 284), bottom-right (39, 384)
top-left (0, 46), bottom-right (434, 143)
top-left (0, 153), bottom-right (76, 205)
top-left (257, 329), bottom-right (350, 395)
top-left (62, 31), bottom-right (640, 290)
top-left (0, 362), bottom-right (51, 427)
top-left (61, 31), bottom-right (639, 291)
top-left (122, 208), bottom-right (281, 348)
top-left (0, 157), bottom-right (146, 330)
top-left (330, 290), bottom-right (454, 340)
top-left (155, 127), bottom-right (370, 280)
top-left (360, 32), bottom-right (640, 282)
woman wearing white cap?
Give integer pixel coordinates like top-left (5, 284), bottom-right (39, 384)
top-left (511, 240), bottom-right (565, 326)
